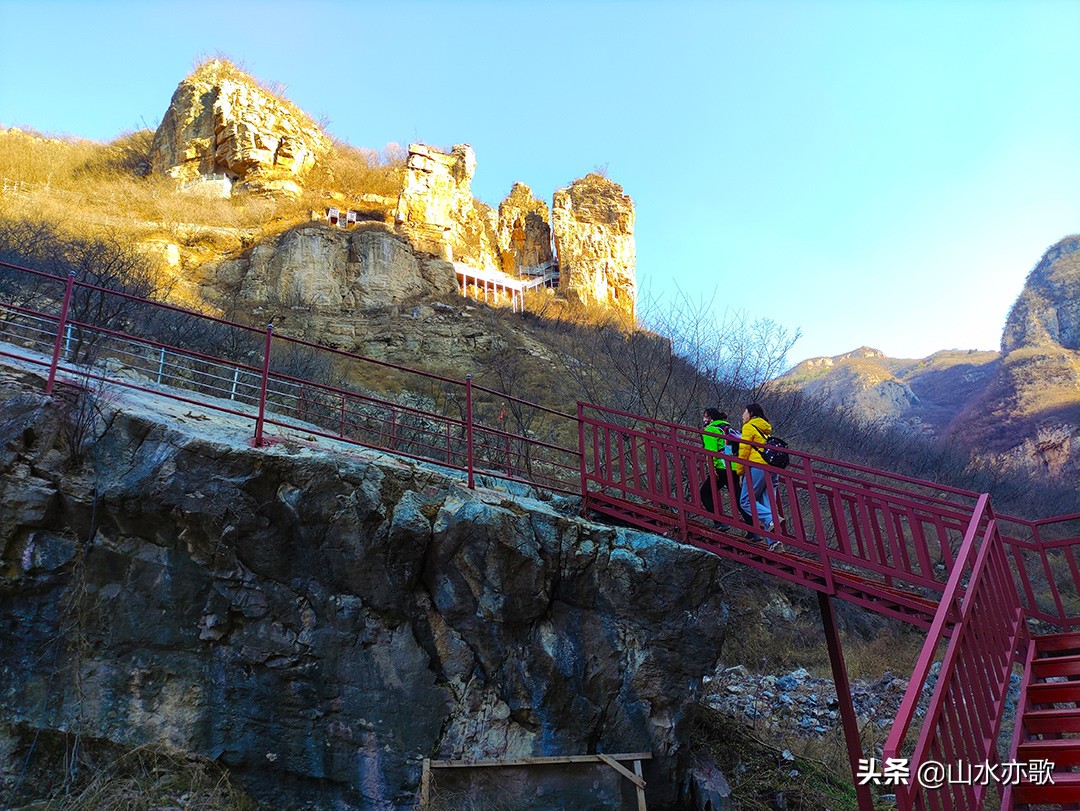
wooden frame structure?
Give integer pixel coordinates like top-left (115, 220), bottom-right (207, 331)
top-left (421, 752), bottom-right (651, 810)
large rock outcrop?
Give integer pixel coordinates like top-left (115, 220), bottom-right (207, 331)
top-left (393, 143), bottom-right (500, 271)
top-left (0, 364), bottom-right (733, 810)
top-left (552, 174), bottom-right (637, 319)
top-left (947, 236), bottom-right (1080, 477)
top-left (497, 182), bottom-right (553, 274)
top-left (150, 60), bottom-right (330, 195)
top-left (196, 221), bottom-right (460, 342)
top-left (1002, 236), bottom-right (1080, 353)
top-left (191, 221), bottom-right (527, 363)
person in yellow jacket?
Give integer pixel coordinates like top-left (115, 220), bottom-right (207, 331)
top-left (733, 402), bottom-right (775, 540)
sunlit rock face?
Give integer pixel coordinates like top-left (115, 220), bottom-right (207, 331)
top-left (496, 182), bottom-right (553, 274)
top-left (948, 235), bottom-right (1080, 479)
top-left (394, 143), bottom-right (500, 271)
top-left (150, 60), bottom-right (330, 193)
top-left (1002, 236), bottom-right (1080, 353)
top-left (551, 173), bottom-right (637, 319)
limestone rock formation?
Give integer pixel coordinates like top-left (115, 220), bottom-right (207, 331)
top-left (199, 221), bottom-right (456, 335)
top-left (192, 221), bottom-right (525, 364)
top-left (0, 364), bottom-right (733, 810)
top-left (150, 60), bottom-right (330, 194)
top-left (394, 143), bottom-right (500, 271)
top-left (946, 236), bottom-right (1080, 478)
top-left (497, 182), bottom-right (553, 274)
top-left (551, 173), bottom-right (636, 319)
top-left (1002, 236), bottom-right (1080, 352)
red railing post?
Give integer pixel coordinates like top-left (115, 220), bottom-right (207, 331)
top-left (253, 323), bottom-right (273, 447)
top-left (578, 402), bottom-right (588, 515)
top-left (45, 271), bottom-right (76, 395)
top-left (465, 374), bottom-right (475, 489)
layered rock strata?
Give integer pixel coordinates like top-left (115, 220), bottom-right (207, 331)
top-left (496, 182), bottom-right (553, 274)
top-left (552, 174), bottom-right (637, 319)
top-left (394, 143), bottom-right (500, 271)
top-left (0, 364), bottom-right (732, 810)
top-left (150, 60), bottom-right (330, 195)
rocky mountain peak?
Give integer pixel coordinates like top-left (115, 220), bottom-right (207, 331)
top-left (1002, 235), bottom-right (1080, 353)
top-left (552, 174), bottom-right (636, 318)
top-left (149, 59), bottom-right (330, 195)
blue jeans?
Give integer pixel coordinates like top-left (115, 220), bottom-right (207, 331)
top-left (740, 466), bottom-right (773, 527)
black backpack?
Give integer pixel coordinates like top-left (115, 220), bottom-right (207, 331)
top-left (760, 435), bottom-right (790, 468)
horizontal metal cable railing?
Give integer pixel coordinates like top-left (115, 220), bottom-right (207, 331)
top-left (0, 261), bottom-right (580, 494)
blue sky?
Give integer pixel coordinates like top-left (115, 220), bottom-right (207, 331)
top-left (2, 0), bottom-right (1078, 365)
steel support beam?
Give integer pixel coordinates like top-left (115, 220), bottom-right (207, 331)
top-left (818, 591), bottom-right (874, 811)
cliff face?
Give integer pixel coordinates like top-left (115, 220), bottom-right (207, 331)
top-left (497, 182), bottom-right (553, 274)
top-left (393, 143), bottom-right (502, 272)
top-left (552, 174), bottom-right (637, 320)
top-left (146, 62), bottom-right (638, 318)
top-left (150, 60), bottom-right (330, 195)
top-left (1002, 237), bottom-right (1080, 353)
top-left (0, 364), bottom-right (732, 810)
top-left (948, 236), bottom-right (1080, 477)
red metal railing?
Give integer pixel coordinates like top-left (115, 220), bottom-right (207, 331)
top-left (0, 261), bottom-right (580, 494)
top-left (577, 403), bottom-right (985, 623)
top-left (999, 512), bottom-right (1080, 629)
top-left (884, 496), bottom-right (1029, 810)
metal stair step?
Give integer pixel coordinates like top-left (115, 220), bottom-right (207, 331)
top-left (1012, 771), bottom-right (1080, 805)
top-left (1023, 707), bottom-right (1080, 735)
top-left (1036, 632), bottom-right (1080, 655)
top-left (1027, 681), bottom-right (1080, 706)
top-left (1017, 738), bottom-right (1080, 766)
top-left (1033, 653), bottom-right (1080, 679)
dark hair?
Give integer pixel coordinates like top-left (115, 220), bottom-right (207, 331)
top-left (703, 408), bottom-right (726, 422)
top-left (744, 402), bottom-right (767, 421)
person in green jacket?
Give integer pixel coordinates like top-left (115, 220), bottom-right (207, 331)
top-left (699, 407), bottom-right (734, 515)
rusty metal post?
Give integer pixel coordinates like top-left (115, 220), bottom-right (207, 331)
top-left (253, 323), bottom-right (273, 447)
top-left (45, 271), bottom-right (76, 395)
top-left (465, 374), bottom-right (475, 489)
top-left (818, 592), bottom-right (874, 811)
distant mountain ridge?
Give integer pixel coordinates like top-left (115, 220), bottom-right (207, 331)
top-left (778, 236), bottom-right (1080, 481)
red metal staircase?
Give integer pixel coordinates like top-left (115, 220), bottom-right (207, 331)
top-left (1007, 632), bottom-right (1080, 809)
